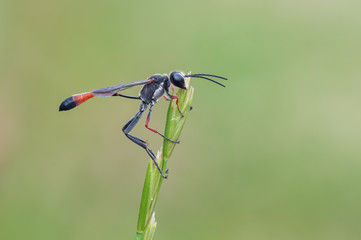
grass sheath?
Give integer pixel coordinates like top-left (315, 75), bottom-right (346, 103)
top-left (134, 76), bottom-right (194, 240)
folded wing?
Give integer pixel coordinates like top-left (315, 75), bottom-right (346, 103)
top-left (59, 78), bottom-right (154, 111)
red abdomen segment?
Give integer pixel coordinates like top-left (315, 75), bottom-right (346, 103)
top-left (74, 92), bottom-right (94, 105)
top-left (59, 92), bottom-right (94, 111)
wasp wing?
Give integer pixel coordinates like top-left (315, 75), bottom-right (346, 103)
top-left (92, 78), bottom-right (154, 97)
top-left (59, 78), bottom-right (154, 111)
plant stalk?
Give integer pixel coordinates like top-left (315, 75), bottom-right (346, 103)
top-left (134, 76), bottom-right (194, 240)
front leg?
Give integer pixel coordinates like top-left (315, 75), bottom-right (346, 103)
top-left (165, 90), bottom-right (184, 117)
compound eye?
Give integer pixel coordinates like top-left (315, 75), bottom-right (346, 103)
top-left (173, 72), bottom-right (183, 82)
top-left (170, 71), bottom-right (187, 89)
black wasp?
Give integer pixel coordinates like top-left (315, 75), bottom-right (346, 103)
top-left (59, 71), bottom-right (227, 178)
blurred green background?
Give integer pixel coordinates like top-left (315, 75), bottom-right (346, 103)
top-left (1, 0), bottom-right (361, 239)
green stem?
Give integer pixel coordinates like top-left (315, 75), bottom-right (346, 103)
top-left (134, 76), bottom-right (194, 240)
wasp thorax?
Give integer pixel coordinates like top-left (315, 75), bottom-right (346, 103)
top-left (169, 71), bottom-right (187, 90)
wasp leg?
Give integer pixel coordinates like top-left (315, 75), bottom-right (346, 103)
top-left (165, 90), bottom-right (184, 117)
top-left (122, 102), bottom-right (168, 178)
top-left (112, 93), bottom-right (140, 100)
top-left (145, 102), bottom-right (180, 143)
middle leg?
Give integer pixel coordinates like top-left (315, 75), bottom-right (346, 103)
top-left (145, 102), bottom-right (180, 143)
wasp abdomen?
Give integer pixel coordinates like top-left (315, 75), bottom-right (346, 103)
top-left (59, 92), bottom-right (94, 111)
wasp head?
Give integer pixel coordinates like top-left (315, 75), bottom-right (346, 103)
top-left (169, 71), bottom-right (187, 90)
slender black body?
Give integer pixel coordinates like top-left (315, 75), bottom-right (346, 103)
top-left (59, 71), bottom-right (227, 178)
